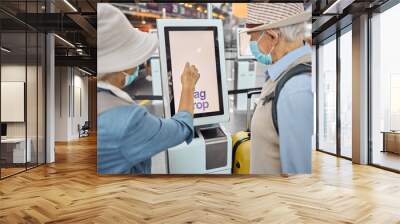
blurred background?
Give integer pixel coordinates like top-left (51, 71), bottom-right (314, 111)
top-left (0, 1), bottom-right (313, 178)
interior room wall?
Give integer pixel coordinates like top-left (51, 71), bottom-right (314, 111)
top-left (54, 67), bottom-right (89, 141)
top-left (54, 66), bottom-right (69, 141)
top-left (1, 64), bottom-right (44, 164)
top-left (1, 65), bottom-right (35, 138)
top-left (71, 73), bottom-right (89, 138)
top-left (88, 76), bottom-right (97, 132)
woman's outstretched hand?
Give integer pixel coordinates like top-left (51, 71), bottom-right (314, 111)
top-left (178, 62), bottom-right (200, 114)
top-left (181, 62), bottom-right (200, 90)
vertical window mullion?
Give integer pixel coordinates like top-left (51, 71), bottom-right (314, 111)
top-left (367, 11), bottom-right (373, 165)
top-left (336, 27), bottom-right (341, 157)
top-left (25, 0), bottom-right (28, 171)
top-left (316, 45), bottom-right (320, 151)
top-left (36, 0), bottom-right (39, 167)
top-left (0, 19), bottom-right (2, 179)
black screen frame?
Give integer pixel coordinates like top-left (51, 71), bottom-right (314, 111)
top-left (164, 26), bottom-right (224, 118)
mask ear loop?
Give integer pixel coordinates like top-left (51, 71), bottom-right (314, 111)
top-left (256, 30), bottom-right (276, 58)
top-left (266, 30), bottom-right (279, 57)
top-left (122, 67), bottom-right (138, 77)
top-left (122, 71), bottom-right (129, 76)
top-left (256, 31), bottom-right (266, 43)
top-left (268, 44), bottom-right (276, 55)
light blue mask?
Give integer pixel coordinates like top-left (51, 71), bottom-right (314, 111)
top-left (249, 31), bottom-right (274, 65)
top-left (123, 67), bottom-right (139, 87)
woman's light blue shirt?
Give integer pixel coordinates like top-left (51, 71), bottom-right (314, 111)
top-left (97, 104), bottom-right (194, 174)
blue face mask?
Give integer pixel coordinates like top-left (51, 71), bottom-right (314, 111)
top-left (123, 67), bottom-right (139, 87)
top-left (249, 31), bottom-right (274, 65)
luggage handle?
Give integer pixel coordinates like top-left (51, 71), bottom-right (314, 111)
top-left (247, 90), bottom-right (262, 99)
top-left (246, 90), bottom-right (261, 131)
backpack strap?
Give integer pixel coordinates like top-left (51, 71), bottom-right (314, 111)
top-left (262, 62), bottom-right (311, 135)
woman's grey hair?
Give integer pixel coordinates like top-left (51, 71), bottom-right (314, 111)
top-left (273, 22), bottom-right (307, 42)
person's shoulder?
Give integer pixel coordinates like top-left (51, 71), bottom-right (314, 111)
top-left (280, 72), bottom-right (311, 96)
top-left (99, 104), bottom-right (148, 123)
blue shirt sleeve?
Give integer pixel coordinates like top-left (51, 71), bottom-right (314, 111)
top-left (277, 75), bottom-right (313, 174)
top-left (120, 107), bottom-right (194, 165)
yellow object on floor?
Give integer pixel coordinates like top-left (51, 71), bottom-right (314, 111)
top-left (232, 131), bottom-right (251, 174)
top-left (138, 100), bottom-right (150, 106)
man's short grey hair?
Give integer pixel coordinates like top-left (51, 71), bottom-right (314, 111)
top-left (273, 22), bottom-right (306, 42)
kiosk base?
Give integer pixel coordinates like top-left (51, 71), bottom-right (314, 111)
top-left (167, 125), bottom-right (232, 174)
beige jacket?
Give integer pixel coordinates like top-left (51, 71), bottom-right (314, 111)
top-left (250, 55), bottom-right (311, 174)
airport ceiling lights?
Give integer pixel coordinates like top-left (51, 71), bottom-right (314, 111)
top-left (116, 3), bottom-right (228, 21)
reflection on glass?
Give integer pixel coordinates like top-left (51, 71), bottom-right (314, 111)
top-left (27, 32), bottom-right (38, 169)
top-left (340, 30), bottom-right (352, 158)
top-left (0, 0), bottom-right (47, 178)
top-left (390, 75), bottom-right (400, 130)
top-left (38, 33), bottom-right (46, 165)
top-left (371, 3), bottom-right (400, 171)
top-left (1, 32), bottom-right (27, 177)
top-left (318, 38), bottom-right (337, 154)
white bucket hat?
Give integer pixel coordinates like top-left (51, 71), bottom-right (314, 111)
top-left (97, 3), bottom-right (158, 76)
top-left (243, 3), bottom-right (311, 33)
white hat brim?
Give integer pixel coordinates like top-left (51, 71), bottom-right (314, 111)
top-left (98, 31), bottom-right (159, 75)
top-left (241, 11), bottom-right (311, 33)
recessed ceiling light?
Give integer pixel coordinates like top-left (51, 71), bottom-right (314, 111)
top-left (54, 34), bottom-right (75, 48)
top-left (63, 0), bottom-right (78, 12)
top-left (323, 0), bottom-right (355, 15)
top-left (1, 47), bottom-right (11, 53)
top-left (78, 67), bottom-right (92, 76)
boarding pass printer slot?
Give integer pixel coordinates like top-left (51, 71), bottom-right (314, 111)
top-left (199, 127), bottom-right (228, 170)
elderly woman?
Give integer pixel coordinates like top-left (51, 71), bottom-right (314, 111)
top-left (97, 4), bottom-right (200, 174)
top-left (244, 3), bottom-right (313, 174)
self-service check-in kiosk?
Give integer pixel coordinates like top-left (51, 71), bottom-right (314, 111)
top-left (157, 19), bottom-right (232, 174)
top-left (234, 28), bottom-right (257, 111)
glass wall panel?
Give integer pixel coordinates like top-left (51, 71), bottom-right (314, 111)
top-left (26, 0), bottom-right (41, 169)
top-left (371, 3), bottom-right (400, 171)
top-left (0, 1), bottom-right (46, 179)
top-left (318, 37), bottom-right (337, 154)
top-left (27, 31), bottom-right (38, 169)
top-left (1, 30), bottom-right (28, 177)
top-left (339, 29), bottom-right (352, 158)
top-left (38, 32), bottom-right (45, 165)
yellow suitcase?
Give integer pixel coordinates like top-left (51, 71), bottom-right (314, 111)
top-left (231, 90), bottom-right (261, 174)
top-left (232, 131), bottom-right (250, 174)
